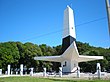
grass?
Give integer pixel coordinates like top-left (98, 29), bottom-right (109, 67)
top-left (0, 76), bottom-right (110, 82)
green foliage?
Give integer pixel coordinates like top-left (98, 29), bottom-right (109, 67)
top-left (0, 41), bottom-right (110, 73)
top-left (0, 42), bottom-right (20, 71)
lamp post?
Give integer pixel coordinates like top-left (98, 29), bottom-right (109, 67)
top-left (105, 0), bottom-right (110, 37)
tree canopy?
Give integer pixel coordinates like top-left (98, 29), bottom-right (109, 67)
top-left (0, 41), bottom-right (110, 73)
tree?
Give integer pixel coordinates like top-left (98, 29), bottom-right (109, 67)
top-left (0, 41), bottom-right (110, 73)
top-left (18, 42), bottom-right (42, 71)
top-left (0, 42), bottom-right (20, 72)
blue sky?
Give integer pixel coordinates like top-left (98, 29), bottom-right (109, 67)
top-left (0, 0), bottom-right (110, 48)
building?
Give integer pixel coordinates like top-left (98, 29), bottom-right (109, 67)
top-left (34, 6), bottom-right (103, 73)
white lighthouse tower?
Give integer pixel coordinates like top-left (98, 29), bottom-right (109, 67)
top-left (34, 6), bottom-right (103, 73)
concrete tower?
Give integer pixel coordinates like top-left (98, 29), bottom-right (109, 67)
top-left (34, 6), bottom-right (103, 73)
top-left (61, 6), bottom-right (77, 72)
top-left (62, 5), bottom-right (76, 53)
